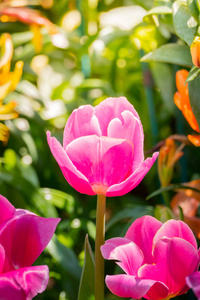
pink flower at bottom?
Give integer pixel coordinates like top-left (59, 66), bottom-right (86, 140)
top-left (186, 272), bottom-right (200, 300)
top-left (0, 195), bottom-right (60, 300)
top-left (101, 215), bottom-right (199, 300)
top-left (47, 97), bottom-right (158, 196)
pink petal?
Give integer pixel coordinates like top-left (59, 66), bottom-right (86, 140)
top-left (0, 265), bottom-right (49, 300)
top-left (63, 105), bottom-right (101, 148)
top-left (106, 152), bottom-right (159, 197)
top-left (0, 244), bottom-right (5, 273)
top-left (153, 219), bottom-right (197, 249)
top-left (139, 237), bottom-right (199, 295)
top-left (105, 274), bottom-right (169, 299)
top-left (0, 195), bottom-right (15, 227)
top-left (66, 135), bottom-right (133, 192)
top-left (101, 237), bottom-right (144, 275)
top-left (107, 111), bottom-right (144, 170)
top-left (186, 272), bottom-right (200, 299)
top-left (47, 131), bottom-right (95, 195)
top-left (95, 97), bottom-right (141, 136)
top-left (125, 216), bottom-right (162, 264)
top-left (0, 214), bottom-right (60, 272)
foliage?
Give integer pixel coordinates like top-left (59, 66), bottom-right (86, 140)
top-left (1, 0), bottom-right (200, 299)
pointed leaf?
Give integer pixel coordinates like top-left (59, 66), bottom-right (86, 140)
top-left (141, 44), bottom-right (193, 67)
top-left (186, 66), bottom-right (200, 82)
top-left (146, 184), bottom-right (200, 199)
top-left (78, 235), bottom-right (95, 300)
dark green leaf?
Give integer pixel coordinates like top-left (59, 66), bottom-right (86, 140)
top-left (141, 44), bottom-right (193, 67)
top-left (146, 184), bottom-right (200, 200)
top-left (188, 74), bottom-right (200, 128)
top-left (172, 0), bottom-right (198, 45)
top-left (47, 235), bottom-right (81, 281)
top-left (78, 235), bottom-right (95, 300)
top-left (106, 205), bottom-right (154, 231)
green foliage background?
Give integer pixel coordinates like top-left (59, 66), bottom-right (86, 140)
top-left (0, 0), bottom-right (199, 299)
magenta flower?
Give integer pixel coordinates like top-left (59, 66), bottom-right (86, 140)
top-left (47, 97), bottom-right (158, 196)
top-left (101, 215), bottom-right (199, 300)
top-left (0, 195), bottom-right (60, 300)
top-left (186, 272), bottom-right (200, 299)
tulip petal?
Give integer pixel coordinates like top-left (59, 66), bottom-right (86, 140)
top-left (0, 265), bottom-right (49, 300)
top-left (108, 111), bottom-right (144, 170)
top-left (105, 274), bottom-right (169, 299)
top-left (47, 131), bottom-right (95, 195)
top-left (101, 237), bottom-right (144, 275)
top-left (106, 152), bottom-right (158, 197)
top-left (0, 195), bottom-right (15, 227)
top-left (0, 244), bottom-right (5, 273)
top-left (186, 271), bottom-right (200, 299)
top-left (139, 237), bottom-right (199, 295)
top-left (153, 219), bottom-right (197, 249)
top-left (95, 97), bottom-right (140, 136)
top-left (125, 215), bottom-right (162, 264)
top-left (0, 214), bottom-right (60, 271)
top-left (66, 135), bottom-right (133, 191)
top-left (63, 105), bottom-right (101, 148)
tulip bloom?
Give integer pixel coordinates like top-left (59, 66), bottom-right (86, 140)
top-left (101, 215), bottom-right (199, 300)
top-left (47, 97), bottom-right (158, 197)
top-left (174, 70), bottom-right (200, 146)
top-left (186, 272), bottom-right (200, 299)
top-left (0, 195), bottom-right (60, 300)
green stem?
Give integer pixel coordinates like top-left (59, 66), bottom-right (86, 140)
top-left (95, 194), bottom-right (106, 300)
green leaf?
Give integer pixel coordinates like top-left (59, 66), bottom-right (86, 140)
top-left (78, 235), bottom-right (95, 300)
top-left (172, 0), bottom-right (198, 45)
top-left (186, 66), bottom-right (200, 81)
top-left (106, 205), bottom-right (154, 231)
top-left (47, 235), bottom-right (81, 281)
top-left (146, 184), bottom-right (200, 200)
top-left (187, 0), bottom-right (199, 21)
top-left (151, 62), bottom-right (175, 112)
top-left (188, 74), bottom-right (200, 128)
top-left (144, 6), bottom-right (172, 23)
top-left (40, 188), bottom-right (75, 213)
top-left (141, 44), bottom-right (193, 67)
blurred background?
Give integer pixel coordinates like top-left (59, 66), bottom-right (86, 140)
top-left (0, 0), bottom-right (199, 299)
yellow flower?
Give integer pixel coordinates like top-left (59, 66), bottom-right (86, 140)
top-left (0, 33), bottom-right (23, 143)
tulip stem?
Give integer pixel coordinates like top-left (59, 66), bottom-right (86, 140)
top-left (95, 194), bottom-right (106, 300)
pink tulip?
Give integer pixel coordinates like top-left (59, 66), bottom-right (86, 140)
top-left (0, 195), bottom-right (60, 300)
top-left (186, 272), bottom-right (200, 299)
top-left (101, 215), bottom-right (199, 300)
top-left (47, 97), bottom-right (158, 196)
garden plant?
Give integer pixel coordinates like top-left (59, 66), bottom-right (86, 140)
top-left (1, 0), bottom-right (200, 299)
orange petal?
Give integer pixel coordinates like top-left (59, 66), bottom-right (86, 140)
top-left (190, 36), bottom-right (200, 68)
top-left (188, 134), bottom-right (200, 147)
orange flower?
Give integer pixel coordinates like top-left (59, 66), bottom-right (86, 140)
top-left (174, 70), bottom-right (200, 146)
top-left (158, 138), bottom-right (184, 187)
top-left (190, 36), bottom-right (200, 67)
top-left (0, 6), bottom-right (57, 52)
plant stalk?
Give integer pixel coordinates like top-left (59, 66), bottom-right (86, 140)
top-left (95, 194), bottom-right (106, 300)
